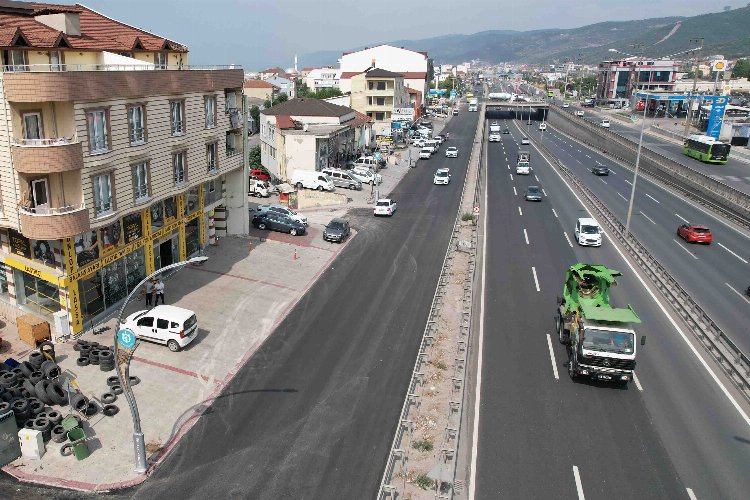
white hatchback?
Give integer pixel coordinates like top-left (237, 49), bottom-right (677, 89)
top-left (121, 305), bottom-right (198, 352)
top-left (374, 198), bottom-right (397, 216)
top-left (445, 146), bottom-right (458, 158)
top-left (434, 168), bottom-right (451, 185)
top-left (419, 148), bottom-right (432, 159)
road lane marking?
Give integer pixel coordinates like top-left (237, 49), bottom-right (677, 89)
top-left (624, 179), bottom-right (632, 186)
top-left (520, 123), bottom-right (750, 428)
top-left (563, 232), bottom-right (574, 248)
top-left (518, 206), bottom-right (523, 216)
top-left (645, 193), bottom-right (660, 204)
top-left (542, 189), bottom-right (548, 197)
top-left (725, 283), bottom-right (750, 305)
top-left (552, 208), bottom-right (558, 218)
top-left (686, 488), bottom-right (698, 500)
top-left (633, 372), bottom-right (643, 391)
top-left (546, 334), bottom-right (559, 379)
top-left (639, 211), bottom-right (656, 225)
top-left (534, 175), bottom-right (540, 181)
top-left (573, 466), bottom-right (586, 500)
top-left (585, 154), bottom-right (591, 158)
top-left (507, 164), bottom-right (510, 169)
top-left (673, 239), bottom-right (698, 259)
top-left (609, 169), bottom-right (616, 174)
top-left (510, 173), bottom-right (513, 181)
top-left (717, 242), bottom-right (748, 263)
top-left (468, 153), bottom-right (490, 500)
top-left (524, 228), bottom-right (529, 244)
top-left (599, 178), bottom-right (608, 184)
top-left (617, 192), bottom-right (627, 201)
top-left (575, 158), bottom-right (582, 164)
top-left (513, 186), bottom-right (517, 196)
top-left (675, 213), bottom-right (689, 223)
top-left (532, 266), bottom-right (540, 291)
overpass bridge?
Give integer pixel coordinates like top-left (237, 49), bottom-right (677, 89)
top-left (483, 100), bottom-right (549, 120)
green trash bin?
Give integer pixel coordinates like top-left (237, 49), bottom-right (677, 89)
top-left (72, 441), bottom-right (90, 460)
top-left (67, 426), bottom-right (86, 442)
top-left (61, 415), bottom-right (80, 433)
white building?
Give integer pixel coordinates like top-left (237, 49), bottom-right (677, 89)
top-left (339, 44), bottom-right (429, 98)
top-left (305, 67), bottom-right (342, 91)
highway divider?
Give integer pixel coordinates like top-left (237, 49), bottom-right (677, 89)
top-left (529, 131), bottom-right (750, 404)
top-left (548, 107), bottom-right (750, 229)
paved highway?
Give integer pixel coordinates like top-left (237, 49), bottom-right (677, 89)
top-left (470, 114), bottom-right (750, 499)
top-left (122, 109), bottom-right (478, 498)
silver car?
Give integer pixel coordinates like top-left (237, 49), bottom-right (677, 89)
top-left (256, 204), bottom-right (308, 225)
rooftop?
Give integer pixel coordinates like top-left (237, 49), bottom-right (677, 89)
top-left (261, 97), bottom-right (354, 118)
top-left (244, 79), bottom-right (278, 89)
top-left (365, 68), bottom-right (404, 79)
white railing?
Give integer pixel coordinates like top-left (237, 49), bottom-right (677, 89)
top-left (12, 135), bottom-right (79, 147)
top-left (20, 203), bottom-right (85, 216)
top-left (1, 63), bottom-right (242, 73)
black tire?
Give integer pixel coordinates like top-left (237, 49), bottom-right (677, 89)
top-left (349, 184), bottom-right (357, 190)
top-left (295, 182), bottom-right (304, 189)
top-left (34, 381), bottom-right (52, 405)
top-left (289, 228), bottom-right (298, 236)
top-left (316, 185), bottom-right (323, 191)
top-left (98, 350), bottom-right (114, 361)
top-left (106, 376), bottom-right (120, 387)
top-left (19, 361), bottom-right (33, 378)
top-left (10, 398), bottom-right (29, 421)
top-left (46, 410), bottom-right (62, 426)
top-left (129, 376), bottom-right (141, 386)
top-left (110, 385), bottom-right (123, 395)
top-left (24, 419), bottom-right (35, 429)
top-left (0, 402), bottom-right (9, 413)
top-left (76, 357), bottom-right (90, 367)
top-left (0, 362), bottom-right (10, 373)
top-left (51, 425), bottom-right (67, 443)
top-left (60, 443), bottom-right (74, 456)
top-left (0, 371), bottom-right (16, 388)
top-left (89, 354), bottom-right (100, 365)
top-left (27, 398), bottom-right (44, 416)
top-left (46, 381), bottom-right (68, 405)
top-left (41, 360), bottom-right (60, 379)
top-left (99, 362), bottom-right (114, 372)
top-left (29, 371), bottom-right (44, 385)
top-left (38, 341), bottom-right (55, 362)
top-left (70, 393), bottom-right (88, 412)
top-left (167, 340), bottom-right (181, 352)
top-left (32, 416), bottom-right (50, 432)
top-left (22, 379), bottom-right (36, 396)
top-left (102, 404), bottom-right (119, 417)
top-left (101, 392), bottom-right (117, 404)
top-left (79, 345), bottom-right (91, 355)
top-left (73, 343), bottom-right (81, 352)
top-left (20, 389), bottom-right (33, 399)
top-left (84, 401), bottom-right (98, 416)
top-left (257, 222), bottom-right (266, 230)
top-left (11, 368), bottom-right (24, 380)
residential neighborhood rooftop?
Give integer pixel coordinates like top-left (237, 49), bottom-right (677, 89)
top-left (261, 97), bottom-right (354, 117)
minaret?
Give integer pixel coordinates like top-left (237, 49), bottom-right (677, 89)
top-left (294, 54), bottom-right (298, 73)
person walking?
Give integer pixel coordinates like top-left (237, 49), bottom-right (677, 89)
top-left (154, 278), bottom-right (165, 305)
top-left (145, 278), bottom-right (155, 307)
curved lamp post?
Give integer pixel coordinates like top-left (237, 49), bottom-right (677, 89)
top-left (113, 255), bottom-right (208, 473)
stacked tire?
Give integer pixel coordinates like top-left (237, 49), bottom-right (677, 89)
top-left (75, 340), bottom-right (114, 372)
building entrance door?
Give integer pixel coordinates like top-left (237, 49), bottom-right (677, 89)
top-left (159, 239), bottom-right (173, 268)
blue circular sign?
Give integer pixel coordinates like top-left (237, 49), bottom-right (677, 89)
top-left (117, 329), bottom-right (136, 349)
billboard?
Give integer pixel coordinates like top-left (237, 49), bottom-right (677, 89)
top-left (707, 96), bottom-right (728, 139)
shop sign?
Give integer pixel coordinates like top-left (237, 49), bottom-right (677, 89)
top-left (8, 229), bottom-right (31, 258)
top-left (74, 230), bottom-right (99, 268)
top-left (153, 218), bottom-right (183, 241)
top-left (100, 219), bottom-right (123, 253)
top-left (164, 196), bottom-right (178, 222)
top-left (69, 284), bottom-right (82, 334)
top-left (123, 212), bottom-right (144, 244)
top-left (69, 238), bottom-right (146, 281)
top-left (375, 135), bottom-right (393, 144)
top-left (63, 238), bottom-right (76, 275)
top-left (4, 254), bottom-right (66, 287)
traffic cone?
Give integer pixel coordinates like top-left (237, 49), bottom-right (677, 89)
top-left (293, 249), bottom-right (298, 261)
top-left (249, 240), bottom-right (253, 253)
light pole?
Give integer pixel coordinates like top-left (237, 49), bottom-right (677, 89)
top-left (114, 255), bottom-right (208, 473)
top-left (683, 37), bottom-right (704, 138)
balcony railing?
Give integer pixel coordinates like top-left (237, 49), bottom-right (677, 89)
top-left (12, 135), bottom-right (79, 147)
top-left (20, 203), bottom-right (85, 216)
top-left (19, 203), bottom-right (89, 240)
top-left (1, 63), bottom-right (242, 73)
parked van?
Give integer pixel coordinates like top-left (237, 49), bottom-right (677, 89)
top-left (322, 168), bottom-right (362, 190)
top-left (290, 170), bottom-right (335, 191)
top-left (350, 167), bottom-right (381, 185)
top-left (121, 305), bottom-right (198, 352)
top-left (248, 178), bottom-right (271, 198)
top-left (353, 156), bottom-right (384, 169)
top-left (424, 139), bottom-right (440, 151)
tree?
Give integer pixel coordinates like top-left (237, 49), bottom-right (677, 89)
top-left (277, 93), bottom-right (288, 103)
top-left (732, 58), bottom-right (750, 78)
top-left (263, 92), bottom-right (289, 109)
top-left (248, 145), bottom-right (261, 167)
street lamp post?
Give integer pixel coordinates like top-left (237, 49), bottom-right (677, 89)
top-left (683, 37), bottom-right (704, 138)
top-left (624, 90), bottom-right (649, 236)
top-left (114, 255), bottom-right (208, 474)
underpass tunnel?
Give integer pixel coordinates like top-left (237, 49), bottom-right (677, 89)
top-left (485, 107), bottom-right (547, 122)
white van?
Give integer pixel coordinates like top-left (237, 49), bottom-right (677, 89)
top-left (321, 168), bottom-right (362, 190)
top-left (575, 217), bottom-right (602, 247)
top-left (290, 170), bottom-right (335, 191)
top-left (600, 119), bottom-right (610, 128)
top-left (424, 139), bottom-right (440, 151)
top-left (121, 305), bottom-right (198, 352)
top-left (350, 167), bottom-right (381, 185)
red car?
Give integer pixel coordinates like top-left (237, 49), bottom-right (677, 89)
top-left (250, 169), bottom-right (270, 181)
top-left (677, 223), bottom-right (712, 244)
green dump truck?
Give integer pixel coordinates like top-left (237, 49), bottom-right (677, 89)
top-left (556, 263), bottom-right (645, 384)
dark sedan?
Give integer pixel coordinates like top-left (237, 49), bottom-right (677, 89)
top-left (323, 218), bottom-right (351, 243)
top-left (502, 128), bottom-right (510, 134)
top-left (524, 185), bottom-right (543, 201)
top-left (252, 212), bottom-right (306, 236)
top-left (591, 165), bottom-right (610, 176)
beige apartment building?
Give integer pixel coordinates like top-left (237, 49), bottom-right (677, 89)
top-left (0, 2), bottom-right (245, 335)
top-left (349, 68), bottom-right (410, 136)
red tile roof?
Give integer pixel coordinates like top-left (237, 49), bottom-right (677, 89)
top-left (302, 67), bottom-right (316, 71)
top-left (350, 111), bottom-right (371, 127)
top-left (405, 87), bottom-right (422, 95)
top-left (274, 115), bottom-right (297, 130)
top-left (0, 2), bottom-right (186, 51)
top-left (401, 72), bottom-right (427, 79)
top-left (260, 67), bottom-right (285, 75)
top-left (244, 79), bottom-right (278, 89)
top-left (340, 71), bottom-right (363, 79)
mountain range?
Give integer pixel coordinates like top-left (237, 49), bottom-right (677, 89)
top-left (301, 6), bottom-right (750, 67)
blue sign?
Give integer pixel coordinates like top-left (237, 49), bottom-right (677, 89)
top-left (391, 121), bottom-right (402, 129)
top-left (373, 152), bottom-right (382, 160)
top-left (428, 89), bottom-right (446, 95)
top-left (450, 90), bottom-right (456, 98)
top-left (707, 96), bottom-right (728, 139)
top-left (117, 328), bottom-right (136, 349)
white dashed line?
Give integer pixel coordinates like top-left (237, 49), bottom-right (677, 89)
top-left (639, 211), bottom-right (656, 225)
top-left (534, 175), bottom-right (540, 181)
top-left (633, 372), bottom-right (643, 391)
top-left (510, 173), bottom-right (513, 181)
top-left (552, 208), bottom-right (558, 218)
top-left (585, 154), bottom-right (591, 158)
top-left (513, 186), bottom-right (517, 196)
top-left (617, 192), bottom-right (627, 201)
top-left (563, 232), bottom-right (574, 248)
top-left (542, 189), bottom-right (548, 197)
top-left (599, 178), bottom-right (608, 184)
top-left (725, 283), bottom-right (750, 304)
top-left (532, 266), bottom-right (540, 292)
top-left (675, 213), bottom-right (689, 223)
top-left (546, 334), bottom-right (559, 380)
top-left (645, 193), bottom-right (660, 204)
top-left (686, 488), bottom-right (698, 500)
top-left (624, 179), bottom-right (632, 186)
top-left (673, 239), bottom-right (698, 259)
top-left (573, 466), bottom-right (586, 500)
top-left (518, 206), bottom-right (523, 216)
top-left (524, 228), bottom-right (529, 244)
top-left (717, 242), bottom-right (749, 264)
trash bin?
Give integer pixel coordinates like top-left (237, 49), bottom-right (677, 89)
top-left (67, 426), bottom-right (86, 443)
top-left (61, 415), bottom-right (80, 433)
top-left (72, 441), bottom-right (90, 460)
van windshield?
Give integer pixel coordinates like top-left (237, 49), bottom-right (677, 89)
top-left (581, 225), bottom-right (599, 234)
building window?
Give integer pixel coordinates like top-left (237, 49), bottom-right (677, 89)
top-left (132, 162), bottom-right (149, 201)
top-left (170, 100), bottom-right (185, 136)
top-left (22, 112), bottom-right (43, 141)
top-left (4, 50), bottom-right (28, 71)
top-left (128, 105), bottom-right (146, 145)
top-left (377, 81), bottom-right (386, 91)
top-left (207, 142), bottom-right (218, 172)
top-left (205, 95), bottom-right (216, 129)
top-left (87, 109), bottom-right (109, 153)
top-left (225, 91), bottom-right (237, 111)
top-left (173, 151), bottom-right (186, 184)
top-left (155, 52), bottom-right (167, 69)
top-left (226, 132), bottom-right (238, 155)
top-left (376, 97), bottom-right (385, 106)
top-left (93, 172), bottom-right (113, 215)
top-left (49, 50), bottom-right (63, 71)
top-left (375, 112), bottom-right (385, 121)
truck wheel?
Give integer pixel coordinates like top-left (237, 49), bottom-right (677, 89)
top-left (556, 315), bottom-right (568, 344)
top-left (316, 185), bottom-right (323, 191)
top-left (296, 182), bottom-right (304, 189)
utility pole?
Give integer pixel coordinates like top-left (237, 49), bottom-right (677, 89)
top-left (683, 37), bottom-right (704, 138)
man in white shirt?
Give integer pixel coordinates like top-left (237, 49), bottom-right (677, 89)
top-left (154, 278), bottom-right (165, 305)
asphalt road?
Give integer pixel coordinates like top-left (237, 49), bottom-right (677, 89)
top-left (116, 110), bottom-right (480, 499)
top-left (472, 115), bottom-right (750, 499)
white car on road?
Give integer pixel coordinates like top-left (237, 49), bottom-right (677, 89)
top-left (374, 198), bottom-right (397, 217)
top-left (521, 137), bottom-right (530, 145)
top-left (489, 133), bottom-right (501, 142)
top-left (433, 168), bottom-right (451, 185)
top-left (445, 146), bottom-right (458, 158)
top-left (539, 123), bottom-right (547, 131)
top-left (419, 148), bottom-right (432, 159)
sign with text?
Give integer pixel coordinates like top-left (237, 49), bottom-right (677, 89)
top-left (707, 96), bottom-right (728, 140)
top-left (8, 229), bottom-right (30, 258)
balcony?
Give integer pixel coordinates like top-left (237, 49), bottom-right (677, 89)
top-left (19, 204), bottom-right (90, 240)
top-left (11, 137), bottom-right (83, 174)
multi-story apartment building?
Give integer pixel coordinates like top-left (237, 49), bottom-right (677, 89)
top-left (304, 67), bottom-right (342, 91)
top-left (339, 44), bottom-right (430, 100)
top-left (0, 2), bottom-right (245, 335)
top-left (349, 68), bottom-right (410, 136)
top-left (597, 58), bottom-right (677, 100)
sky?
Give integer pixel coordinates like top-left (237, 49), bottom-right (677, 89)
top-left (72, 0), bottom-right (747, 70)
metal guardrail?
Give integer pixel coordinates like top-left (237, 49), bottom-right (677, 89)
top-left (549, 106), bottom-right (750, 229)
top-left (531, 135), bottom-right (750, 403)
top-left (377, 109), bottom-right (486, 499)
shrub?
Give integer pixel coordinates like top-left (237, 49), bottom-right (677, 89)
top-left (412, 438), bottom-right (434, 452)
top-left (415, 473), bottom-right (434, 490)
